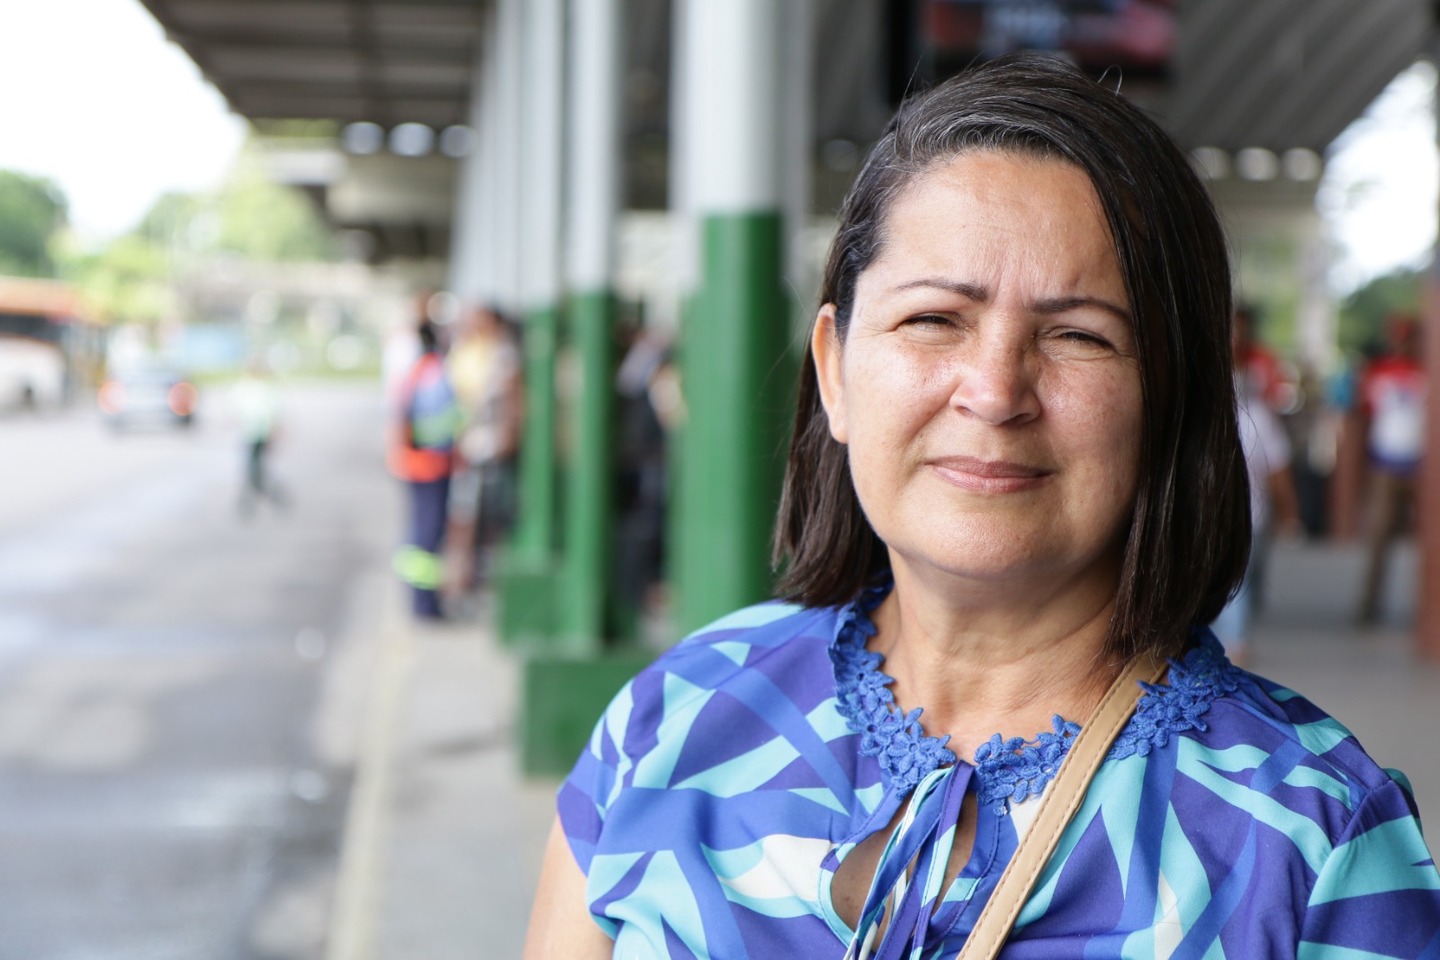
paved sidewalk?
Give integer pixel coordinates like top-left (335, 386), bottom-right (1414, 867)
top-left (326, 589), bottom-right (557, 960)
top-left (332, 535), bottom-right (1440, 958)
top-left (1242, 537), bottom-right (1440, 831)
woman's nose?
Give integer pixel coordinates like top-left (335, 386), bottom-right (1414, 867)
top-left (948, 333), bottom-right (1040, 425)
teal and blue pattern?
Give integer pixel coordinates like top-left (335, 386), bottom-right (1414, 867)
top-left (558, 587), bottom-right (1440, 957)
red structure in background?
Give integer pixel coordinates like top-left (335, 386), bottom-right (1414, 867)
top-left (1418, 271), bottom-right (1440, 660)
top-left (922, 0), bottom-right (1176, 78)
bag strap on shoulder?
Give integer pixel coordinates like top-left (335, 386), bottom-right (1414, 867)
top-left (956, 651), bottom-right (1170, 960)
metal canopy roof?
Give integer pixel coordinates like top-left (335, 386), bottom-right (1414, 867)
top-left (136, 0), bottom-right (1433, 260)
top-left (140, 0), bottom-right (486, 129)
top-left (1169, 0), bottom-right (1429, 153)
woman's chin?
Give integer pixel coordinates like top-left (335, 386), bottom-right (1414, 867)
top-left (885, 533), bottom-right (1120, 597)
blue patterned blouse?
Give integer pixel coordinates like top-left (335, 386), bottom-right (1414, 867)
top-left (558, 587), bottom-right (1440, 958)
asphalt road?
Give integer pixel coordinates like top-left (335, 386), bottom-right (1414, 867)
top-left (0, 381), bottom-right (397, 960)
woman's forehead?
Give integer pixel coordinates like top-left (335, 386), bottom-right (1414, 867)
top-left (861, 153), bottom-right (1124, 298)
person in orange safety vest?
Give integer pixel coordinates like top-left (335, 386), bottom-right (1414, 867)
top-left (388, 319), bottom-right (460, 619)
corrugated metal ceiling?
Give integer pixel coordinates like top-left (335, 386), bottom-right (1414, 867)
top-left (134, 0), bottom-right (1433, 259)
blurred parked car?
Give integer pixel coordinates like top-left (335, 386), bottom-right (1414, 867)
top-left (98, 364), bottom-right (198, 430)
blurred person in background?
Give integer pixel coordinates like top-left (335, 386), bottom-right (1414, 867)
top-left (1232, 302), bottom-right (1297, 414)
top-left (1356, 312), bottom-right (1425, 625)
top-left (614, 327), bottom-right (674, 621)
top-left (525, 56), bottom-right (1440, 958)
top-left (233, 356), bottom-right (287, 518)
top-left (388, 319), bottom-right (459, 620)
top-left (383, 290), bottom-right (454, 408)
top-left (1211, 315), bottom-right (1300, 666)
top-left (1286, 360), bottom-right (1335, 538)
top-left (444, 303), bottom-right (523, 595)
top-left (1228, 302), bottom-right (1299, 613)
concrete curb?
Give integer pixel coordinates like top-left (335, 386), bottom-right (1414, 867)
top-left (325, 570), bottom-right (413, 960)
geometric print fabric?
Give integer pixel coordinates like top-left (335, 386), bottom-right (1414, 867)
top-left (559, 596), bottom-right (1440, 957)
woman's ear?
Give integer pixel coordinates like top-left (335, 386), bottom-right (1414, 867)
top-left (812, 304), bottom-right (848, 444)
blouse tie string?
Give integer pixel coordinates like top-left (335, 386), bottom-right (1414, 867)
top-left (845, 762), bottom-right (974, 960)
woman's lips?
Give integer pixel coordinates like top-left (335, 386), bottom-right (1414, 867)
top-left (928, 456), bottom-right (1053, 493)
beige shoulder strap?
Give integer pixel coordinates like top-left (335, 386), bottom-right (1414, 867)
top-left (956, 652), bottom-right (1170, 960)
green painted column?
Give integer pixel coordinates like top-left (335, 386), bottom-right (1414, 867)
top-left (520, 0), bottom-right (629, 775)
top-left (672, 0), bottom-right (799, 634)
top-left (677, 215), bottom-right (793, 632)
top-left (498, 0), bottom-right (564, 646)
top-left (558, 290), bottom-right (616, 646)
top-left (512, 307), bottom-right (560, 559)
top-left (554, 0), bottom-right (623, 650)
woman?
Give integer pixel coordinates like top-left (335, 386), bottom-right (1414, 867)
top-left (526, 56), bottom-right (1440, 958)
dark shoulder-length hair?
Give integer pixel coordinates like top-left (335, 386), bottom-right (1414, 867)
top-left (773, 54), bottom-right (1250, 662)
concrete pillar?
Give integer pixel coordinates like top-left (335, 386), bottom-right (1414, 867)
top-left (500, 0), bottom-right (565, 644)
top-left (781, 0), bottom-right (817, 308)
top-left (491, 0), bottom-right (524, 314)
top-left (446, 6), bottom-right (499, 303)
top-left (558, 0), bottom-right (622, 648)
top-left (673, 0), bottom-right (800, 633)
top-left (522, 0), bottom-right (645, 778)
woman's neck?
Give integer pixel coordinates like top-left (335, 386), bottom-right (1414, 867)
top-left (869, 558), bottom-right (1123, 761)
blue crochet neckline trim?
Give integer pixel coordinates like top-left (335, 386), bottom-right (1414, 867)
top-left (829, 582), bottom-right (1243, 806)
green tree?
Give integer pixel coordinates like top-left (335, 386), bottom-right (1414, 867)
top-left (0, 170), bottom-right (68, 277)
top-left (207, 157), bottom-right (335, 262)
top-left (1337, 267), bottom-right (1422, 354)
top-left (63, 234), bottom-right (175, 327)
top-left (135, 190), bottom-right (202, 251)
top-left (127, 159), bottom-right (335, 264)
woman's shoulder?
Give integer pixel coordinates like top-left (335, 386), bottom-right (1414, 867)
top-left (1132, 631), bottom-right (1410, 814)
top-left (587, 600), bottom-right (849, 752)
top-left (624, 599), bottom-right (844, 712)
top-left (560, 599), bottom-right (857, 832)
top-left (1221, 669), bottom-right (1403, 796)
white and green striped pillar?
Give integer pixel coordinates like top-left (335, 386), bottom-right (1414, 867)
top-left (500, 0), bottom-right (565, 644)
top-left (522, 0), bottom-right (652, 777)
top-left (557, 0), bottom-right (622, 648)
top-left (673, 0), bottom-right (799, 633)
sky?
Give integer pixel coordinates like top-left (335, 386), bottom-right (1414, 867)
top-left (1319, 60), bottom-right (1439, 294)
top-left (0, 0), bottom-right (1435, 293)
top-left (1, 0), bottom-right (247, 241)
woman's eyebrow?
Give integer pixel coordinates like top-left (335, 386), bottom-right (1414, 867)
top-left (891, 277), bottom-right (989, 299)
top-left (1033, 295), bottom-right (1131, 322)
top-left (889, 280), bottom-right (1131, 323)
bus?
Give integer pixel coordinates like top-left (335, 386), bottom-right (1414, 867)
top-left (0, 277), bottom-right (103, 412)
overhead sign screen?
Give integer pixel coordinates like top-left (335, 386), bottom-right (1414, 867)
top-left (923, 0), bottom-right (1176, 78)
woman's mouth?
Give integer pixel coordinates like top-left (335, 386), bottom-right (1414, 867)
top-left (928, 456), bottom-right (1053, 493)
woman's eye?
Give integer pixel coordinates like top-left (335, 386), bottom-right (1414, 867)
top-left (1055, 329), bottom-right (1112, 348)
top-left (903, 314), bottom-right (951, 327)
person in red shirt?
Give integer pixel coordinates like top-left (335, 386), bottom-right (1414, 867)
top-left (1356, 313), bottom-right (1425, 625)
top-left (1233, 303), bottom-right (1297, 414)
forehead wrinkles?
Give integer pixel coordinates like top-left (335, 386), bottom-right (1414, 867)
top-left (863, 157), bottom-right (1123, 307)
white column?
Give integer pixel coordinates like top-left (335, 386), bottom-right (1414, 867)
top-left (565, 0), bottom-right (621, 293)
top-left (560, 0), bottom-right (624, 643)
top-left (674, 0), bottom-right (794, 631)
top-left (781, 0), bottom-right (816, 308)
top-left (521, 0), bottom-right (565, 314)
top-left (668, 0), bottom-right (697, 308)
top-left (446, 5), bottom-right (499, 304)
top-left (683, 0), bottom-right (784, 216)
top-left (1297, 218), bottom-right (1336, 373)
top-left (492, 0), bottom-right (524, 315)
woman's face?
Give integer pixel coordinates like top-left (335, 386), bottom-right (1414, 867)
top-left (813, 151), bottom-right (1142, 597)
